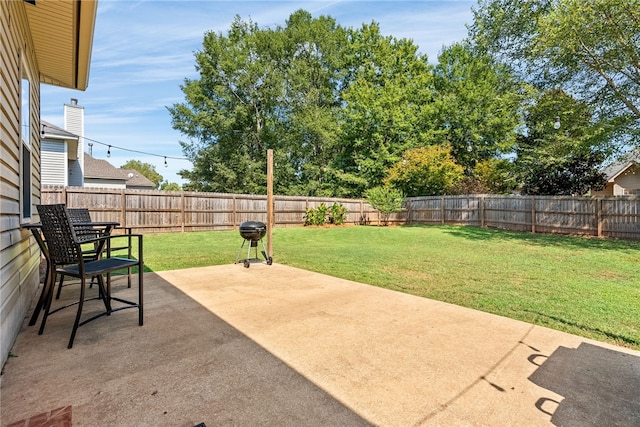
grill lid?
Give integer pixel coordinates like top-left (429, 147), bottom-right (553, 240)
top-left (239, 221), bottom-right (267, 241)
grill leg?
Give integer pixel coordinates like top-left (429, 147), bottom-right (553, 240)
top-left (260, 238), bottom-right (272, 265)
top-left (235, 239), bottom-right (247, 264)
top-left (235, 236), bottom-right (271, 267)
top-left (247, 240), bottom-right (254, 263)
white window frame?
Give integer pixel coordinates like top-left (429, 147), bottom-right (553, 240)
top-left (20, 58), bottom-right (33, 223)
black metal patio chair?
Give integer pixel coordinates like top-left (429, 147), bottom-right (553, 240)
top-left (54, 207), bottom-right (102, 299)
top-left (36, 204), bottom-right (144, 348)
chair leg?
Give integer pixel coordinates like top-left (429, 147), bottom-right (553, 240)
top-left (138, 268), bottom-right (144, 326)
top-left (68, 276), bottom-right (87, 349)
top-left (38, 267), bottom-right (57, 335)
top-left (55, 273), bottom-right (65, 299)
top-left (96, 274), bottom-right (112, 313)
top-left (29, 260), bottom-right (50, 326)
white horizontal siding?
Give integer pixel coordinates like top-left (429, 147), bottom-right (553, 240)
top-left (68, 159), bottom-right (83, 187)
top-left (84, 178), bottom-right (126, 189)
top-left (41, 140), bottom-right (67, 186)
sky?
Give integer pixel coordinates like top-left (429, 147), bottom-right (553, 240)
top-left (41, 1), bottom-right (476, 185)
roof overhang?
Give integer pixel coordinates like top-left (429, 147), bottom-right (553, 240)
top-left (608, 162), bottom-right (639, 182)
top-left (24, 0), bottom-right (98, 90)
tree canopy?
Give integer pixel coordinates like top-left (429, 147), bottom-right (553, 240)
top-left (169, 6), bottom-right (632, 197)
top-left (385, 145), bottom-right (464, 197)
top-left (469, 0), bottom-right (640, 146)
top-left (514, 89), bottom-right (611, 195)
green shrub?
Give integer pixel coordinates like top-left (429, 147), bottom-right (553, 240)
top-left (304, 203), bottom-right (328, 226)
top-left (329, 203), bottom-right (348, 225)
top-left (304, 202), bottom-right (348, 226)
top-left (365, 186), bottom-right (404, 226)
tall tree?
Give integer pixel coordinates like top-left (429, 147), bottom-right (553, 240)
top-left (432, 43), bottom-right (524, 171)
top-left (337, 22), bottom-right (436, 194)
top-left (514, 89), bottom-right (611, 195)
top-left (276, 10), bottom-right (348, 196)
top-left (469, 0), bottom-right (640, 146)
top-left (170, 16), bottom-right (286, 194)
top-left (170, 11), bottom-right (349, 195)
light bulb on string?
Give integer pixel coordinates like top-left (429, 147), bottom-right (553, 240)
top-left (554, 116), bottom-right (561, 130)
top-left (164, 156), bottom-right (168, 168)
top-left (107, 145), bottom-right (111, 158)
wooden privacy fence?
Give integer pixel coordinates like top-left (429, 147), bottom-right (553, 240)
top-left (41, 186), bottom-right (375, 233)
top-left (405, 194), bottom-right (640, 240)
top-left (41, 187), bottom-right (640, 240)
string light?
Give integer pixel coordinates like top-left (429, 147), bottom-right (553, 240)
top-left (40, 123), bottom-right (188, 162)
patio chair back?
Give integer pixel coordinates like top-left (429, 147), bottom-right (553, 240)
top-left (67, 207), bottom-right (98, 243)
top-left (37, 204), bottom-right (83, 265)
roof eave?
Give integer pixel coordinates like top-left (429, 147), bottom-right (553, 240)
top-left (608, 163), bottom-right (637, 182)
top-left (25, 0), bottom-right (98, 91)
top-left (75, 0), bottom-right (98, 90)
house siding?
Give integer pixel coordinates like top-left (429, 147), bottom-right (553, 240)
top-left (68, 158), bottom-right (84, 187)
top-left (593, 164), bottom-right (640, 196)
top-left (1, 1), bottom-right (42, 368)
top-left (41, 139), bottom-right (68, 186)
top-left (83, 178), bottom-right (127, 189)
top-left (614, 165), bottom-right (640, 195)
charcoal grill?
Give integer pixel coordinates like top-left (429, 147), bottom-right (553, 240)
top-left (235, 221), bottom-right (272, 268)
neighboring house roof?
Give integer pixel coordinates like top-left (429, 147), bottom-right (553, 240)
top-left (602, 150), bottom-right (640, 182)
top-left (41, 120), bottom-right (78, 140)
top-left (83, 154), bottom-right (156, 188)
top-left (122, 169), bottom-right (156, 189)
top-left (23, 0), bottom-right (98, 90)
top-left (84, 153), bottom-right (130, 181)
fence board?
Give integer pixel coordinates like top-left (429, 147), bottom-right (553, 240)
top-left (41, 187), bottom-right (640, 240)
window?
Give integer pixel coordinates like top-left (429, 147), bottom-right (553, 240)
top-left (20, 65), bottom-right (32, 222)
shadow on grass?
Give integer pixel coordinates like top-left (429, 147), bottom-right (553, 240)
top-left (524, 309), bottom-right (639, 348)
top-left (410, 224), bottom-right (640, 252)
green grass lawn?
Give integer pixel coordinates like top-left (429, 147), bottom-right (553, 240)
top-left (141, 225), bottom-right (640, 350)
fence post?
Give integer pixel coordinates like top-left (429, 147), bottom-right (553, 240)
top-left (597, 198), bottom-right (603, 237)
top-left (441, 196), bottom-right (445, 225)
top-left (181, 192), bottom-right (185, 233)
top-left (480, 195), bottom-right (485, 228)
top-left (120, 190), bottom-right (126, 228)
top-left (267, 149), bottom-right (274, 257)
top-left (531, 197), bottom-right (536, 234)
top-left (232, 195), bottom-right (237, 229)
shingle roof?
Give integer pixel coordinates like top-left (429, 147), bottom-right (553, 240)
top-left (602, 150), bottom-right (640, 182)
top-left (122, 169), bottom-right (156, 189)
top-left (84, 153), bottom-right (130, 180)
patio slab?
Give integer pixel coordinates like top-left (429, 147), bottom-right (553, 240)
top-left (1, 263), bottom-right (638, 426)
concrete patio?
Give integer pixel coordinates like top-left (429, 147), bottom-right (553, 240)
top-left (1, 263), bottom-right (639, 426)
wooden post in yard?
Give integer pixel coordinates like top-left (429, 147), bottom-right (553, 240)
top-left (267, 149), bottom-right (274, 259)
